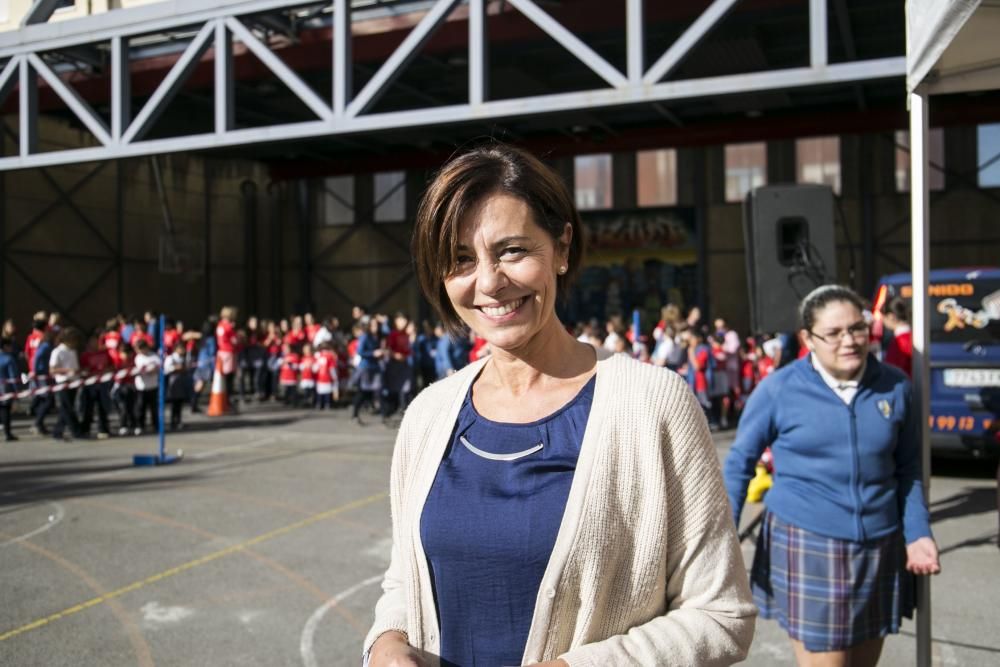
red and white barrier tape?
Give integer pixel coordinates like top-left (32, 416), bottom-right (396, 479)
top-left (0, 363), bottom-right (161, 402)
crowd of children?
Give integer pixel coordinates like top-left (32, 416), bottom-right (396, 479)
top-left (0, 298), bottom-right (845, 442)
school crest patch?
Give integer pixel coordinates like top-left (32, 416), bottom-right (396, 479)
top-left (877, 399), bottom-right (892, 420)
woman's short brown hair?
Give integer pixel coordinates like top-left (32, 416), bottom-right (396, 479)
top-left (412, 144), bottom-right (584, 335)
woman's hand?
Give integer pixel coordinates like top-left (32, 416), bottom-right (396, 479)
top-left (905, 536), bottom-right (941, 575)
top-left (368, 631), bottom-right (427, 667)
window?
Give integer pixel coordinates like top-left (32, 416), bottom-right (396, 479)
top-left (374, 171), bottom-right (406, 222)
top-left (977, 123), bottom-right (1000, 188)
top-left (796, 136), bottom-right (841, 195)
top-left (574, 154), bottom-right (613, 210)
top-left (895, 129), bottom-right (944, 191)
top-left (725, 142), bottom-right (767, 203)
top-left (54, 0), bottom-right (75, 11)
top-left (636, 149), bottom-right (677, 206)
top-left (322, 176), bottom-right (354, 225)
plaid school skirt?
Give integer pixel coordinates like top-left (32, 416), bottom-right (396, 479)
top-left (750, 512), bottom-right (914, 652)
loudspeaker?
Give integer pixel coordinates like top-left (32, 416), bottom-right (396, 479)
top-left (742, 184), bottom-right (836, 333)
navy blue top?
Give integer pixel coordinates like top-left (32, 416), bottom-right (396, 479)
top-left (723, 355), bottom-right (931, 544)
top-left (33, 341), bottom-right (52, 377)
top-left (420, 376), bottom-right (595, 667)
top-left (0, 351), bottom-right (19, 395)
top-left (356, 333), bottom-right (381, 371)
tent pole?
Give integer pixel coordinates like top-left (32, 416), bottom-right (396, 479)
top-left (909, 88), bottom-right (932, 667)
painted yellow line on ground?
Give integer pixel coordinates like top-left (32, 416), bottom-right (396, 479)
top-left (0, 491), bottom-right (387, 643)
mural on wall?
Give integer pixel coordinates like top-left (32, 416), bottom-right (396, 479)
top-left (563, 207), bottom-right (698, 329)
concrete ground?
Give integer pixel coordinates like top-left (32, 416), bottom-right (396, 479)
top-left (0, 402), bottom-right (997, 666)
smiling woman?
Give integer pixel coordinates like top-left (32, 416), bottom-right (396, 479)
top-left (364, 144), bottom-right (756, 667)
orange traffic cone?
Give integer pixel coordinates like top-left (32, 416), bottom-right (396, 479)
top-left (206, 357), bottom-right (230, 417)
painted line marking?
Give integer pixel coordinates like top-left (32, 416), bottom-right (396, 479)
top-left (0, 501), bottom-right (65, 547)
top-left (300, 575), bottom-right (382, 667)
top-left (0, 491), bottom-right (387, 643)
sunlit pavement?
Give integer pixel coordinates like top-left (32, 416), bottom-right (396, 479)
top-left (0, 402), bottom-right (996, 666)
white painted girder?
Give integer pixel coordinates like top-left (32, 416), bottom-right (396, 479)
top-left (0, 0), bottom-right (903, 171)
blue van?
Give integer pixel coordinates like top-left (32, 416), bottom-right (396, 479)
top-left (872, 268), bottom-right (1000, 458)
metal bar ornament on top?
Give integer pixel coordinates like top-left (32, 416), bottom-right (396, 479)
top-left (0, 0), bottom-right (902, 171)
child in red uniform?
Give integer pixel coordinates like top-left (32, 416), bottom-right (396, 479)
top-left (709, 334), bottom-right (733, 429)
top-left (80, 332), bottom-right (113, 438)
top-left (284, 315), bottom-right (307, 353)
top-left (162, 319), bottom-right (181, 352)
top-left (279, 343), bottom-right (300, 405)
top-left (24, 311), bottom-right (46, 375)
top-left (101, 318), bottom-right (123, 368)
top-left (740, 337), bottom-right (759, 398)
top-left (881, 297), bottom-right (912, 378)
top-left (315, 343), bottom-right (338, 409)
top-left (299, 343), bottom-right (316, 408)
top-left (304, 313), bottom-right (321, 347)
top-left (686, 329), bottom-right (713, 418)
top-left (130, 319), bottom-right (154, 349)
top-left (216, 306), bottom-right (240, 403)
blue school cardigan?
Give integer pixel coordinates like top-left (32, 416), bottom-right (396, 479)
top-left (723, 355), bottom-right (932, 545)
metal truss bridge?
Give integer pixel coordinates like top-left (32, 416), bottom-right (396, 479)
top-left (0, 0), bottom-right (905, 171)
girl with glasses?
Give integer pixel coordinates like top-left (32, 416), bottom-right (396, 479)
top-left (724, 284), bottom-right (939, 666)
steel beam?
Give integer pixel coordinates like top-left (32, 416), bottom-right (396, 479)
top-left (37, 167), bottom-right (118, 256)
top-left (643, 0), bottom-right (739, 85)
top-left (215, 21), bottom-right (234, 134)
top-left (121, 21), bottom-right (216, 145)
top-left (0, 56), bottom-right (906, 171)
top-left (312, 223), bottom-right (362, 265)
top-left (111, 36), bottom-right (131, 141)
top-left (116, 159), bottom-right (124, 312)
top-left (626, 0), bottom-right (643, 84)
top-left (27, 53), bottom-right (112, 145)
top-left (0, 0), bottom-right (437, 58)
top-left (0, 0), bottom-right (910, 171)
top-left (296, 180), bottom-right (313, 312)
top-left (0, 57), bottom-right (20, 105)
top-left (333, 0), bottom-right (351, 116)
top-left (204, 159), bottom-right (212, 313)
top-left (505, 0), bottom-right (626, 88)
top-left (345, 0), bottom-right (461, 117)
top-left (21, 0), bottom-right (65, 26)
top-left (909, 88), bottom-right (933, 667)
top-left (809, 0), bottom-right (827, 68)
top-left (369, 269), bottom-right (414, 311)
top-left (469, 0), bottom-right (486, 105)
top-left (1, 158), bottom-right (107, 247)
top-left (19, 57), bottom-right (37, 157)
top-left (313, 269), bottom-right (357, 308)
top-left (226, 16), bottom-right (334, 122)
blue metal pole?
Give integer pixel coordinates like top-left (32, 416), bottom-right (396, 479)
top-left (158, 313), bottom-right (165, 460)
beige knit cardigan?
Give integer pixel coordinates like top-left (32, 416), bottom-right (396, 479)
top-left (363, 350), bottom-right (756, 666)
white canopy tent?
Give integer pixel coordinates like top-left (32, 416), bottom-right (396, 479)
top-left (906, 1), bottom-right (1000, 665)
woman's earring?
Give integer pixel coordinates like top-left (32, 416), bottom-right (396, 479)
top-left (558, 265), bottom-right (568, 275)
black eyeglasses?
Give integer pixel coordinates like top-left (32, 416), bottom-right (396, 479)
top-left (808, 321), bottom-right (870, 346)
